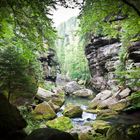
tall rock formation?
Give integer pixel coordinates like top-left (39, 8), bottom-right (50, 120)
top-left (85, 36), bottom-right (140, 92)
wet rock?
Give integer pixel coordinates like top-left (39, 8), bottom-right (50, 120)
top-left (63, 105), bottom-right (83, 118)
top-left (32, 102), bottom-right (56, 120)
top-left (72, 89), bottom-right (93, 98)
top-left (64, 81), bottom-right (82, 94)
top-left (46, 116), bottom-right (73, 131)
top-left (25, 128), bottom-right (75, 140)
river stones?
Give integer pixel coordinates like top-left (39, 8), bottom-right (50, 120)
top-left (88, 88), bottom-right (131, 111)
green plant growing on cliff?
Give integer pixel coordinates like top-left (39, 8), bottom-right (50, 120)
top-left (0, 46), bottom-right (41, 101)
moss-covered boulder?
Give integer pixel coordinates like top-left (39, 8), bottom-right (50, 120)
top-left (63, 105), bottom-right (83, 118)
top-left (46, 116), bottom-right (73, 131)
top-left (51, 96), bottom-right (65, 107)
top-left (32, 102), bottom-right (56, 120)
top-left (92, 120), bottom-right (111, 134)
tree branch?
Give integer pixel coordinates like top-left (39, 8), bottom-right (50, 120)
top-left (122, 0), bottom-right (140, 16)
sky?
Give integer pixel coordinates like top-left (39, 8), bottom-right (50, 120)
top-left (52, 6), bottom-right (80, 27)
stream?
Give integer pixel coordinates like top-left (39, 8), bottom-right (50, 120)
top-left (57, 96), bottom-right (97, 126)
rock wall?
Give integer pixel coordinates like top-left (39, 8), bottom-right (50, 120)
top-left (85, 37), bottom-right (140, 92)
top-left (85, 37), bottom-right (121, 91)
top-left (39, 48), bottom-right (60, 82)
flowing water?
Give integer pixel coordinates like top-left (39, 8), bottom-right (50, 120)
top-left (57, 96), bottom-right (97, 125)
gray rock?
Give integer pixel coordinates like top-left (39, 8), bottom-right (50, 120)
top-left (99, 97), bottom-right (118, 109)
top-left (119, 88), bottom-right (131, 99)
top-left (72, 89), bottom-right (93, 98)
top-left (64, 81), bottom-right (82, 94)
top-left (100, 90), bottom-right (112, 100)
top-left (36, 87), bottom-right (57, 101)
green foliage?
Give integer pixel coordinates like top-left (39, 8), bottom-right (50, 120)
top-left (79, 0), bottom-right (140, 40)
top-left (126, 91), bottom-right (140, 111)
top-left (18, 106), bottom-right (45, 134)
top-left (0, 46), bottom-right (42, 101)
top-left (55, 17), bottom-right (90, 81)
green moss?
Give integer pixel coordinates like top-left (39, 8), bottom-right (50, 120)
top-left (46, 116), bottom-right (73, 131)
top-left (32, 102), bottom-right (56, 120)
top-left (63, 104), bottom-right (83, 118)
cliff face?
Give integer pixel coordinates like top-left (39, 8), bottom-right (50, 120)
top-left (85, 37), bottom-right (140, 92)
top-left (39, 48), bottom-right (60, 82)
top-left (85, 37), bottom-right (121, 91)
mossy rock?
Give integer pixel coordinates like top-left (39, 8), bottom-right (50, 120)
top-left (109, 100), bottom-right (128, 111)
top-left (63, 104), bottom-right (83, 118)
top-left (51, 96), bottom-right (65, 107)
top-left (92, 120), bottom-right (111, 134)
top-left (32, 101), bottom-right (56, 120)
top-left (46, 116), bottom-right (73, 131)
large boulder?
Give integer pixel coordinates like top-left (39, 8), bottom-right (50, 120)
top-left (63, 105), bottom-right (83, 118)
top-left (64, 81), bottom-right (82, 94)
top-left (25, 128), bottom-right (75, 140)
top-left (32, 102), bottom-right (56, 120)
top-left (46, 116), bottom-right (73, 131)
top-left (72, 89), bottom-right (93, 98)
top-left (0, 94), bottom-right (27, 140)
top-left (36, 87), bottom-right (57, 101)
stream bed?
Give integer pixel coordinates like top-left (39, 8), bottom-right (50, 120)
top-left (57, 96), bottom-right (97, 126)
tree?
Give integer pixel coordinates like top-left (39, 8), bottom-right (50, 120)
top-left (0, 46), bottom-right (41, 101)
